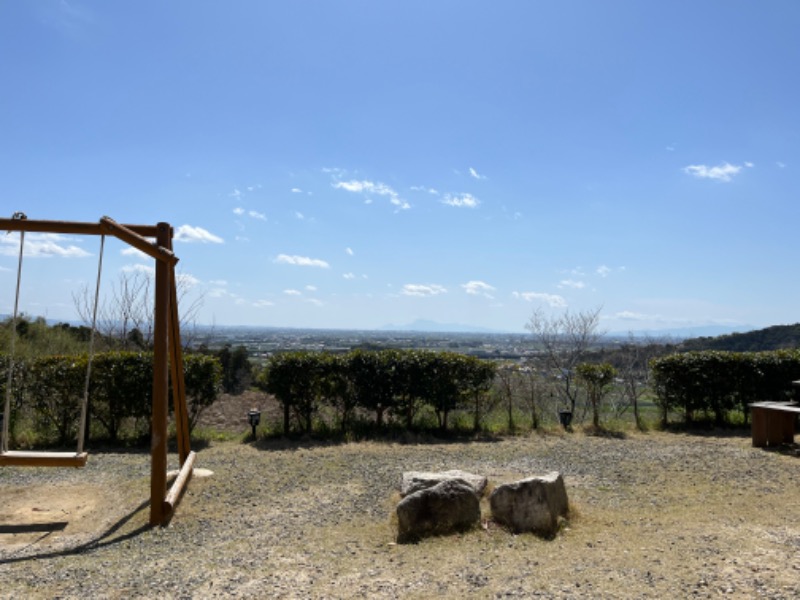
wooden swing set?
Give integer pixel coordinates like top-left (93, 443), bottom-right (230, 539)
top-left (1, 215), bottom-right (196, 526)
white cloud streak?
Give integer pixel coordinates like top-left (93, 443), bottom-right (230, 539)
top-left (122, 263), bottom-right (155, 276)
top-left (469, 167), bottom-right (487, 180)
top-left (333, 179), bottom-right (410, 210)
top-left (513, 291), bottom-right (567, 308)
top-left (558, 279), bottom-right (586, 289)
top-left (682, 162), bottom-right (747, 182)
top-left (274, 254), bottom-right (330, 268)
top-left (462, 280), bottom-right (495, 298)
top-left (174, 225), bottom-right (224, 244)
top-left (0, 233), bottom-right (90, 258)
top-left (402, 284), bottom-right (447, 297)
top-left (442, 193), bottom-right (480, 208)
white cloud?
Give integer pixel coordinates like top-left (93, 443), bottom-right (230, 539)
top-left (305, 285), bottom-right (317, 292)
top-left (411, 186), bottom-right (440, 195)
top-left (274, 254), bottom-right (330, 268)
top-left (233, 207), bottom-right (245, 215)
top-left (322, 167), bottom-right (346, 176)
top-left (176, 272), bottom-right (200, 288)
top-left (295, 212), bottom-right (305, 220)
top-left (462, 280), bottom-right (495, 298)
top-left (442, 193), bottom-right (480, 208)
top-left (284, 289), bottom-right (302, 296)
top-left (121, 247), bottom-right (148, 260)
top-left (122, 263), bottom-right (156, 276)
top-left (0, 233), bottom-right (91, 258)
top-left (229, 188), bottom-right (242, 198)
top-left (174, 225), bottom-right (224, 244)
top-left (291, 188), bottom-right (303, 193)
top-left (596, 265), bottom-right (611, 278)
top-left (558, 279), bottom-right (586, 289)
top-left (343, 272), bottom-right (356, 280)
top-left (513, 291), bottom-right (567, 308)
top-left (390, 197), bottom-right (411, 211)
top-left (469, 167), bottom-right (487, 180)
top-left (402, 283), bottom-right (447, 297)
top-left (777, 161), bottom-right (786, 169)
top-left (744, 161), bottom-right (754, 168)
top-left (345, 247), bottom-right (354, 256)
top-left (253, 299), bottom-right (274, 308)
top-left (333, 179), bottom-right (410, 210)
top-left (682, 162), bottom-right (746, 182)
top-left (248, 210), bottom-right (266, 221)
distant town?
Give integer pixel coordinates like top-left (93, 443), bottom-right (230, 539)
top-left (187, 324), bottom-right (670, 365)
top-left (190, 325), bottom-right (540, 361)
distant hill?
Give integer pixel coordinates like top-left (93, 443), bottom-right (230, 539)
top-left (609, 324), bottom-right (751, 340)
top-left (680, 323), bottom-right (800, 352)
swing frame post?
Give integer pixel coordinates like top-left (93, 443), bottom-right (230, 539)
top-left (0, 216), bottom-right (195, 526)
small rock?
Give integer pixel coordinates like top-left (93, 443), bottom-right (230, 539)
top-left (396, 479), bottom-right (481, 543)
top-left (400, 469), bottom-right (487, 497)
top-left (489, 471), bottom-right (568, 538)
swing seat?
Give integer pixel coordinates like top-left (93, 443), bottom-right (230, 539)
top-left (0, 450), bottom-right (88, 468)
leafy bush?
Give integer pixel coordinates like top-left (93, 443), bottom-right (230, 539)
top-left (254, 349), bottom-right (496, 435)
top-left (0, 351), bottom-right (220, 446)
top-left (651, 350), bottom-right (800, 425)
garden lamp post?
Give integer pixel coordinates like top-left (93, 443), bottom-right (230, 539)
top-left (247, 408), bottom-right (261, 439)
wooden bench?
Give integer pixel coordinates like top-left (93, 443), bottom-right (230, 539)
top-left (749, 401), bottom-right (800, 447)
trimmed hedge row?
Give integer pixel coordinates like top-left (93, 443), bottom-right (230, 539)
top-left (650, 350), bottom-right (800, 425)
top-left (1, 352), bottom-right (221, 446)
top-left (254, 349), bottom-right (497, 434)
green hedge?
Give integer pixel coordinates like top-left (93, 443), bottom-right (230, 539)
top-left (0, 352), bottom-right (221, 446)
top-left (650, 350), bottom-right (800, 425)
top-left (254, 349), bottom-right (496, 435)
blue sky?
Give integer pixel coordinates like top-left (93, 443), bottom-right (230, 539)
top-left (1, 1), bottom-right (798, 334)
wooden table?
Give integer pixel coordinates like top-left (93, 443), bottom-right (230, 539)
top-left (749, 401), bottom-right (800, 447)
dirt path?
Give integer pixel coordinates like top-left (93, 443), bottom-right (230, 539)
top-left (2, 430), bottom-right (799, 598)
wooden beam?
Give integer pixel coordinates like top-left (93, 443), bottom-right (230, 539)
top-left (0, 217), bottom-right (161, 238)
top-left (100, 217), bottom-right (178, 266)
top-left (169, 264), bottom-right (192, 464)
top-left (0, 451), bottom-right (88, 468)
top-left (149, 222), bottom-right (172, 526)
top-left (161, 451), bottom-right (197, 523)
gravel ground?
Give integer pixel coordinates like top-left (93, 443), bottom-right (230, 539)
top-left (2, 413), bottom-right (800, 598)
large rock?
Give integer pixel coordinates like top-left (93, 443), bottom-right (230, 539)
top-left (396, 479), bottom-right (481, 543)
top-left (400, 470), bottom-right (488, 497)
top-left (489, 471), bottom-right (568, 538)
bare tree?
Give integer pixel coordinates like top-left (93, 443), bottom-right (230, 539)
top-left (494, 363), bottom-right (519, 432)
top-left (520, 365), bottom-right (544, 430)
top-left (525, 307), bottom-right (604, 415)
top-left (73, 269), bottom-right (203, 350)
top-left (616, 333), bottom-right (669, 431)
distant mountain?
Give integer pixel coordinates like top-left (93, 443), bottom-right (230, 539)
top-left (679, 323), bottom-right (800, 352)
top-left (379, 319), bottom-right (506, 334)
top-left (609, 324), bottom-right (753, 340)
